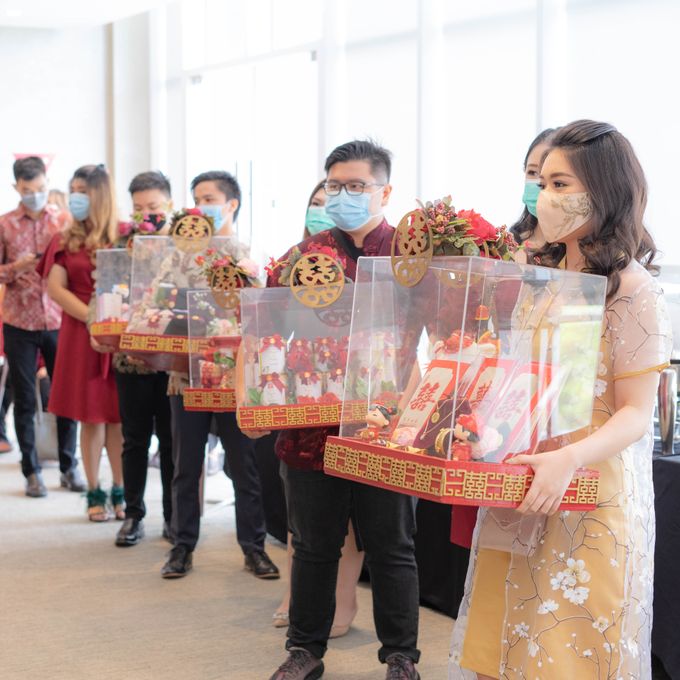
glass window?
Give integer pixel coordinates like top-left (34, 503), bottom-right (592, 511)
top-left (345, 37), bottom-right (419, 225)
top-left (565, 0), bottom-right (680, 263)
top-left (345, 0), bottom-right (418, 42)
top-left (442, 12), bottom-right (536, 228)
top-left (272, 0), bottom-right (323, 49)
top-left (185, 52), bottom-right (318, 261)
top-left (443, 0), bottom-right (536, 25)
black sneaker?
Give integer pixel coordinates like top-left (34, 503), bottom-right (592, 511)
top-left (115, 518), bottom-right (145, 547)
top-left (245, 550), bottom-right (280, 579)
top-left (385, 654), bottom-right (420, 680)
top-left (269, 648), bottom-right (324, 680)
top-left (26, 472), bottom-right (47, 498)
top-left (161, 545), bottom-right (193, 579)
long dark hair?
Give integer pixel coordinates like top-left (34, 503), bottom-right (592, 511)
top-left (531, 119), bottom-right (657, 299)
top-left (510, 128), bottom-right (557, 243)
top-left (302, 180), bottom-right (326, 239)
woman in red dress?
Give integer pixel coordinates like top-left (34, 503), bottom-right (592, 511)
top-left (38, 165), bottom-right (123, 522)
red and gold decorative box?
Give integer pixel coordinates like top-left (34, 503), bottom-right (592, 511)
top-left (91, 248), bottom-right (131, 350)
top-left (236, 280), bottom-right (364, 430)
top-left (323, 255), bottom-right (608, 510)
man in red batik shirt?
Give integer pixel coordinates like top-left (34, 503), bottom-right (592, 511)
top-left (262, 141), bottom-right (421, 680)
top-left (0, 156), bottom-right (81, 497)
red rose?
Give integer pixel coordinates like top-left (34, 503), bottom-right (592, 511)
top-left (458, 209), bottom-right (497, 245)
top-left (185, 207), bottom-right (203, 216)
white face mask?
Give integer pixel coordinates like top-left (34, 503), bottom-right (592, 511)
top-left (534, 190), bottom-right (593, 244)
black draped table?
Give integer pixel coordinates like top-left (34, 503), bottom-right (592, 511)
top-left (652, 454), bottom-right (680, 679)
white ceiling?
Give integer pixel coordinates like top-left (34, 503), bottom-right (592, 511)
top-left (0, 0), bottom-right (174, 28)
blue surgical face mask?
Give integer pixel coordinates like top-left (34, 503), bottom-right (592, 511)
top-left (200, 204), bottom-right (225, 230)
top-left (21, 191), bottom-right (48, 213)
top-left (325, 191), bottom-right (383, 232)
top-left (69, 192), bottom-right (90, 221)
top-left (305, 205), bottom-right (335, 236)
top-left (522, 180), bottom-right (541, 217)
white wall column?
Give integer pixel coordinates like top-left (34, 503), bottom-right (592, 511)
top-left (536, 0), bottom-right (568, 130)
top-left (317, 0), bottom-right (348, 166)
top-left (416, 0), bottom-right (445, 198)
top-left (163, 2), bottom-right (188, 206)
top-left (111, 12), bottom-right (152, 210)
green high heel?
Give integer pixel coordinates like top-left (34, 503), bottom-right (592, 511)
top-left (110, 485), bottom-right (126, 521)
top-left (87, 487), bottom-right (110, 522)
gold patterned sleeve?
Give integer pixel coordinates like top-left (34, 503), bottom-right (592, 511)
top-left (607, 271), bottom-right (673, 381)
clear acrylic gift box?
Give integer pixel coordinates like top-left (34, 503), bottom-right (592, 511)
top-left (91, 248), bottom-right (131, 349)
top-left (183, 289), bottom-right (241, 411)
top-left (120, 231), bottom-right (248, 372)
top-left (323, 255), bottom-right (607, 510)
top-left (236, 281), bottom-right (365, 430)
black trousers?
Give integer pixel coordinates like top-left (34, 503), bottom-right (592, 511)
top-left (0, 381), bottom-right (13, 442)
top-left (281, 462), bottom-right (420, 664)
top-left (3, 324), bottom-right (77, 477)
top-left (115, 371), bottom-right (173, 522)
top-left (169, 396), bottom-right (267, 554)
top-left (253, 432), bottom-right (288, 543)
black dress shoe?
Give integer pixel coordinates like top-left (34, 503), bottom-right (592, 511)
top-left (115, 518), bottom-right (145, 547)
top-left (162, 521), bottom-right (173, 543)
top-left (245, 550), bottom-right (280, 579)
top-left (161, 545), bottom-right (193, 579)
top-left (269, 648), bottom-right (324, 680)
top-left (60, 468), bottom-right (87, 492)
top-left (385, 654), bottom-right (420, 680)
top-left (25, 472), bottom-right (47, 498)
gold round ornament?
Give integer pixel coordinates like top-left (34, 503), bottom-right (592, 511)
top-left (209, 265), bottom-right (242, 309)
top-left (391, 209), bottom-right (433, 287)
top-left (171, 214), bottom-right (214, 253)
top-left (290, 252), bottom-right (345, 309)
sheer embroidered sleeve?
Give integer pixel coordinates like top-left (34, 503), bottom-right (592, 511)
top-left (606, 268), bottom-right (672, 381)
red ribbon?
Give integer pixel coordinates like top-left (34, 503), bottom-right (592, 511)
top-left (298, 371), bottom-right (320, 385)
top-left (260, 372), bottom-right (286, 391)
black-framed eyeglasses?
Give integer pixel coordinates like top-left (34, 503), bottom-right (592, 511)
top-left (323, 181), bottom-right (384, 197)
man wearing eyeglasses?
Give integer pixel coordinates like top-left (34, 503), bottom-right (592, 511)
top-left (261, 140), bottom-right (421, 680)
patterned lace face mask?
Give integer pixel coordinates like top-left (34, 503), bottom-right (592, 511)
top-left (534, 190), bottom-right (593, 244)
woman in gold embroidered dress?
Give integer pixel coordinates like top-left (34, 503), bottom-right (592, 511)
top-left (449, 120), bottom-right (673, 680)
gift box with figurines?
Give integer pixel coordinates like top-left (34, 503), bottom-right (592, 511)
top-left (183, 281), bottom-right (245, 411)
top-left (236, 249), bottom-right (365, 430)
top-left (91, 248), bottom-right (132, 349)
top-left (120, 209), bottom-right (252, 372)
top-left (324, 201), bottom-right (607, 510)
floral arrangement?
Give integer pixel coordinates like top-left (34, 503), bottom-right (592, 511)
top-left (118, 211), bottom-right (166, 243)
top-left (170, 207), bottom-right (212, 225)
top-left (195, 248), bottom-right (261, 288)
top-left (416, 196), bottom-right (518, 260)
top-left (265, 244), bottom-right (347, 286)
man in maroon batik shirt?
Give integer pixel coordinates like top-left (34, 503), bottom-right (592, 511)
top-left (263, 141), bottom-right (421, 680)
